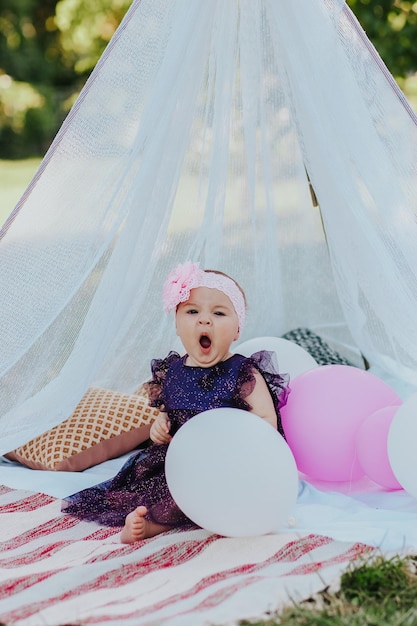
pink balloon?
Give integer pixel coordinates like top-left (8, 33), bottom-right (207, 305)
top-left (356, 406), bottom-right (403, 490)
top-left (280, 365), bottom-right (402, 481)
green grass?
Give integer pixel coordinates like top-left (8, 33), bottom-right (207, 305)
top-left (239, 554), bottom-right (417, 625)
top-left (0, 158), bottom-right (41, 227)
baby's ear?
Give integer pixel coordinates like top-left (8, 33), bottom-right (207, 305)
top-left (233, 328), bottom-right (240, 342)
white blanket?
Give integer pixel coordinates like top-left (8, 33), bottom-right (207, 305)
top-left (2, 452), bottom-right (417, 625)
top-left (2, 453), bottom-right (417, 554)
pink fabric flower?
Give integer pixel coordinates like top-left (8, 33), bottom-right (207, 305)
top-left (162, 261), bottom-right (201, 312)
top-left (162, 260), bottom-right (246, 329)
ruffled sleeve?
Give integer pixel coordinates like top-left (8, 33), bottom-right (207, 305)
top-left (143, 351), bottom-right (181, 408)
top-left (234, 350), bottom-right (290, 438)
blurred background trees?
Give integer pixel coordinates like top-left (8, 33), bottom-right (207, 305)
top-left (0, 0), bottom-right (130, 158)
top-left (348, 0), bottom-right (417, 77)
top-left (1, 0), bottom-right (417, 159)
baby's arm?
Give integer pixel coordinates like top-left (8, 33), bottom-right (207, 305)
top-left (150, 411), bottom-right (172, 444)
top-left (245, 370), bottom-right (277, 430)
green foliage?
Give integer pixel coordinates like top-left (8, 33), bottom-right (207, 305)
top-left (346, 0), bottom-right (417, 77)
top-left (0, 77), bottom-right (58, 157)
top-left (55, 0), bottom-right (131, 74)
top-left (0, 0), bottom-right (69, 85)
top-left (0, 0), bottom-right (130, 158)
top-left (0, 0), bottom-right (72, 157)
top-left (2, 1), bottom-right (417, 158)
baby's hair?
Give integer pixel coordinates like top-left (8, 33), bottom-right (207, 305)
top-left (203, 269), bottom-right (248, 309)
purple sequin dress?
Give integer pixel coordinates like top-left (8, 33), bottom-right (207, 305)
top-left (62, 351), bottom-right (289, 529)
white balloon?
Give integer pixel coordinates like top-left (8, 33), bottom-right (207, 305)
top-left (165, 408), bottom-right (299, 537)
top-left (235, 336), bottom-right (318, 380)
top-left (387, 393), bottom-right (417, 497)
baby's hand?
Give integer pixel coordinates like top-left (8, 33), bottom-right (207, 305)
top-left (150, 412), bottom-right (172, 444)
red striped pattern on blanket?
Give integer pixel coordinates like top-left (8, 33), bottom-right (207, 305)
top-left (0, 488), bottom-right (373, 626)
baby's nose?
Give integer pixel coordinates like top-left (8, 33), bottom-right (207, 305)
top-left (198, 315), bottom-right (211, 325)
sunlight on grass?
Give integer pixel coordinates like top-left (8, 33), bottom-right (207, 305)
top-left (0, 158), bottom-right (41, 227)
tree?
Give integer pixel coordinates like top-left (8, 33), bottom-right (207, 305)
top-left (0, 0), bottom-right (131, 157)
top-left (55, 0), bottom-right (131, 76)
top-left (2, 1), bottom-right (417, 158)
top-left (0, 0), bottom-right (66, 85)
top-left (347, 0), bottom-right (417, 78)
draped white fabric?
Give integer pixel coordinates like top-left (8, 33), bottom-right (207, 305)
top-left (1, 0), bottom-right (417, 452)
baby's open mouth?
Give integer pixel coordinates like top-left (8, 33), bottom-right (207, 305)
top-left (199, 335), bottom-right (211, 349)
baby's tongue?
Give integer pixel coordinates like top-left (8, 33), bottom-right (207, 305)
top-left (200, 336), bottom-right (211, 349)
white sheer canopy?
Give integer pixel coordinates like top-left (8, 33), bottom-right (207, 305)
top-left (2, 0), bottom-right (417, 452)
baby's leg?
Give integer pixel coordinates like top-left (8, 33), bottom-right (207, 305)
top-left (120, 506), bottom-right (170, 543)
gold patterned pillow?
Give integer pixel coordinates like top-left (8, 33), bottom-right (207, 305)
top-left (5, 387), bottom-right (160, 471)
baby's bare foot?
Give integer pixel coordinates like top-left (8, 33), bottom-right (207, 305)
top-left (120, 506), bottom-right (148, 543)
top-left (120, 506), bottom-right (170, 543)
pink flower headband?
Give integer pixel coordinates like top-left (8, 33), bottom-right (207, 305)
top-left (163, 261), bottom-right (246, 330)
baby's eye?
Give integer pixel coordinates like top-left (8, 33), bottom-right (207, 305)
top-left (187, 309), bottom-right (198, 315)
top-left (214, 311), bottom-right (225, 316)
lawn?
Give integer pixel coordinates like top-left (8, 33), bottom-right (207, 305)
top-left (0, 158), bottom-right (41, 227)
